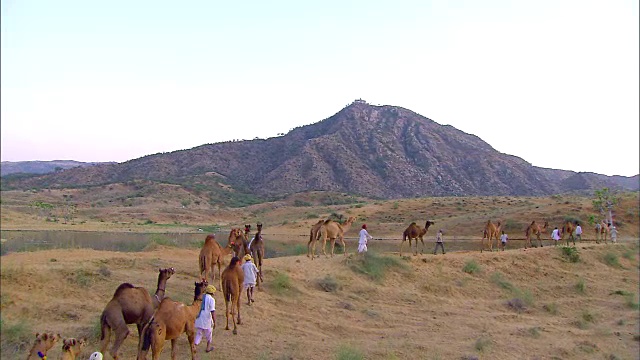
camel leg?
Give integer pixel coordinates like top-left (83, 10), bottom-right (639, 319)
top-left (111, 324), bottom-right (130, 360)
top-left (322, 236), bottom-right (329, 258)
top-left (225, 301), bottom-right (230, 330)
top-left (170, 339), bottom-right (177, 360)
top-left (330, 238), bottom-right (336, 257)
top-left (100, 325), bottom-right (111, 357)
top-left (152, 338), bottom-right (164, 360)
top-left (340, 236), bottom-right (347, 256)
top-left (231, 296), bottom-right (239, 335)
top-left (420, 238), bottom-right (425, 255)
top-left (236, 296), bottom-right (242, 325)
top-left (399, 240), bottom-right (404, 257)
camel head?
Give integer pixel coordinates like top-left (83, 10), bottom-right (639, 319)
top-left (62, 337), bottom-right (87, 356)
top-left (29, 332), bottom-right (61, 357)
top-left (345, 216), bottom-right (356, 225)
top-left (194, 280), bottom-right (208, 301)
top-left (425, 220), bottom-right (435, 229)
top-left (159, 267), bottom-right (175, 281)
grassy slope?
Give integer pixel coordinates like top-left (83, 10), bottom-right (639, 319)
top-left (1, 242), bottom-right (638, 360)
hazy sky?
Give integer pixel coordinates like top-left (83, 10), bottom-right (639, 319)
top-left (2, 0), bottom-right (638, 177)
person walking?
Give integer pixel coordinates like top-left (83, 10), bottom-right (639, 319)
top-left (194, 284), bottom-right (216, 353)
top-left (500, 230), bottom-right (508, 251)
top-left (551, 226), bottom-right (561, 246)
top-left (241, 254), bottom-right (259, 305)
top-left (574, 221), bottom-right (582, 243)
top-left (358, 224), bottom-right (373, 256)
top-left (433, 229), bottom-right (445, 254)
top-left (609, 225), bottom-right (618, 243)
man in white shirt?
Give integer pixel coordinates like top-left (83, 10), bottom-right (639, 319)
top-left (500, 231), bottom-right (508, 251)
top-left (574, 221), bottom-right (583, 243)
top-left (551, 227), bottom-right (560, 246)
top-left (194, 285), bottom-right (216, 352)
top-left (241, 254), bottom-right (259, 305)
top-left (358, 224), bottom-right (373, 256)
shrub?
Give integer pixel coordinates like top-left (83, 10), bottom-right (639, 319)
top-left (270, 272), bottom-right (293, 295)
top-left (575, 278), bottom-right (586, 294)
top-left (603, 252), bottom-right (622, 268)
top-left (335, 344), bottom-right (364, 360)
top-left (349, 252), bottom-right (407, 282)
top-left (474, 336), bottom-right (491, 352)
top-left (490, 272), bottom-right (515, 292)
top-left (561, 246), bottom-right (580, 263)
top-left (463, 259), bottom-right (481, 274)
top-left (0, 318), bottom-right (33, 354)
top-left (317, 275), bottom-right (339, 292)
top-left (506, 298), bottom-right (527, 313)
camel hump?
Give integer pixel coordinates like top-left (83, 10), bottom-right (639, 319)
top-left (410, 222), bottom-right (417, 226)
top-left (323, 219), bottom-right (333, 225)
top-left (113, 283), bottom-right (135, 296)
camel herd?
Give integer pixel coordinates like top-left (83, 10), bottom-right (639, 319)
top-left (27, 217), bottom-right (616, 359)
top-left (26, 224), bottom-right (266, 360)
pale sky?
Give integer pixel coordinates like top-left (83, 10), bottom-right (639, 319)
top-left (1, 0), bottom-right (638, 177)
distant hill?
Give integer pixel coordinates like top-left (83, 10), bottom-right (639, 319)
top-left (1, 101), bottom-right (637, 202)
top-left (0, 160), bottom-right (116, 177)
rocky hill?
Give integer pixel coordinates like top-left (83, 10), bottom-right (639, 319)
top-left (1, 101), bottom-right (637, 201)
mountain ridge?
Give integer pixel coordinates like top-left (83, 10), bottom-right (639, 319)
top-left (1, 101), bottom-right (637, 202)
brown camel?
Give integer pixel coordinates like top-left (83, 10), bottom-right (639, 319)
top-left (60, 337), bottom-right (88, 360)
top-left (100, 267), bottom-right (175, 360)
top-left (524, 220), bottom-right (549, 248)
top-left (228, 228), bottom-right (250, 258)
top-left (221, 256), bottom-right (245, 335)
top-left (317, 216), bottom-right (357, 257)
top-left (481, 220), bottom-right (501, 252)
top-left (307, 219), bottom-right (325, 259)
top-left (595, 220), bottom-right (609, 244)
top-left (199, 234), bottom-right (234, 287)
top-left (249, 222), bottom-right (265, 286)
top-left (561, 221), bottom-right (576, 246)
top-left (400, 220), bottom-right (435, 256)
top-left (137, 280), bottom-right (208, 360)
top-left (27, 332), bottom-right (60, 360)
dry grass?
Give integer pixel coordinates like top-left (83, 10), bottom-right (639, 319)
top-left (1, 193), bottom-right (639, 359)
top-left (1, 241), bottom-right (639, 359)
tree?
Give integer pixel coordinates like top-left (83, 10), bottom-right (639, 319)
top-left (592, 188), bottom-right (619, 226)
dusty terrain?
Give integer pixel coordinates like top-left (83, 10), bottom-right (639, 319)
top-left (1, 192), bottom-right (639, 359)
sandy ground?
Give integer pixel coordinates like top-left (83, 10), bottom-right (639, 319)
top-left (1, 240), bottom-right (639, 360)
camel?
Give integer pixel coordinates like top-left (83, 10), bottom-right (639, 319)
top-left (199, 234), bottom-right (234, 287)
top-left (561, 221), bottom-right (576, 246)
top-left (317, 216), bottom-right (357, 257)
top-left (249, 223), bottom-right (265, 286)
top-left (100, 267), bottom-right (175, 360)
top-left (61, 337), bottom-right (88, 360)
top-left (524, 220), bottom-right (549, 248)
top-left (400, 220), bottom-right (435, 256)
top-left (307, 219), bottom-right (325, 260)
top-left (27, 332), bottom-right (60, 360)
top-left (595, 221), bottom-right (609, 244)
top-left (228, 228), bottom-right (250, 258)
top-left (137, 280), bottom-right (208, 360)
top-left (481, 220), bottom-right (501, 252)
top-left (221, 256), bottom-right (245, 335)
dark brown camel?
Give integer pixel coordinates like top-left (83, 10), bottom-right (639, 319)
top-left (221, 256), bottom-right (244, 335)
top-left (100, 267), bottom-right (175, 360)
top-left (61, 337), bottom-right (88, 360)
top-left (561, 221), bottom-right (576, 246)
top-left (27, 332), bottom-right (60, 360)
top-left (524, 220), bottom-right (549, 248)
top-left (137, 280), bottom-right (208, 360)
top-left (400, 220), bottom-right (435, 256)
top-left (307, 219), bottom-right (325, 260)
top-left (595, 220), bottom-right (610, 244)
top-left (199, 234), bottom-right (234, 288)
top-left (228, 228), bottom-right (250, 258)
top-left (249, 222), bottom-right (265, 286)
top-left (481, 220), bottom-right (501, 252)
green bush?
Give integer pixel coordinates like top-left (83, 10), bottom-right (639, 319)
top-left (575, 278), bottom-right (586, 294)
top-left (335, 344), bottom-right (364, 360)
top-left (462, 260), bottom-right (481, 274)
top-left (349, 252), bottom-right (407, 282)
top-left (270, 272), bottom-right (293, 295)
top-left (603, 252), bottom-right (622, 268)
top-left (561, 246), bottom-right (580, 263)
top-left (0, 318), bottom-right (33, 354)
